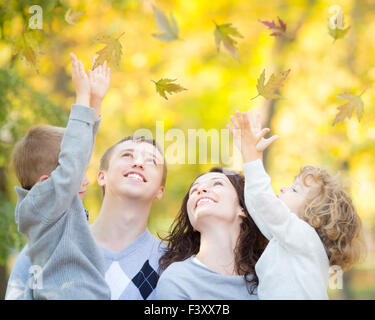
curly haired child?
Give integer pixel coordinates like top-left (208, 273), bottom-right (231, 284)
top-left (227, 110), bottom-right (365, 299)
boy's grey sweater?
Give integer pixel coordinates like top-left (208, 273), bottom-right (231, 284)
top-left (14, 104), bottom-right (110, 300)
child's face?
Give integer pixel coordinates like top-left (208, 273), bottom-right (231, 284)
top-left (78, 174), bottom-right (90, 200)
top-left (39, 173), bottom-right (90, 201)
top-left (98, 140), bottom-right (165, 201)
top-left (277, 175), bottom-right (320, 217)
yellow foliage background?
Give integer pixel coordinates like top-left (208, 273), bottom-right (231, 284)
top-left (1, 0), bottom-right (374, 299)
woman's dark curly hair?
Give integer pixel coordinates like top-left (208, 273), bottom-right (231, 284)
top-left (158, 167), bottom-right (268, 293)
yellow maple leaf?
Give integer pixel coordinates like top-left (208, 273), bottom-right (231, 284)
top-left (93, 32), bottom-right (125, 69)
top-left (332, 93), bottom-right (365, 126)
top-left (251, 69), bottom-right (291, 100)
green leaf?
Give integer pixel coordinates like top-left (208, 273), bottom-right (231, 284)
top-left (12, 31), bottom-right (40, 74)
top-left (152, 5), bottom-right (179, 42)
top-left (152, 78), bottom-right (187, 100)
top-left (214, 22), bottom-right (243, 60)
top-left (328, 25), bottom-right (350, 41)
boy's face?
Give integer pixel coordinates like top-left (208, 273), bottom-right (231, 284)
top-left (78, 174), bottom-right (90, 200)
top-left (98, 140), bottom-right (165, 201)
top-left (277, 175), bottom-right (320, 217)
top-left (39, 172), bottom-right (90, 201)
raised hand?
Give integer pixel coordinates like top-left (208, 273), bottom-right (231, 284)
top-left (227, 110), bottom-right (279, 163)
top-left (70, 52), bottom-right (90, 107)
top-left (88, 57), bottom-right (111, 119)
top-left (248, 112), bottom-right (279, 155)
top-left (88, 57), bottom-right (111, 101)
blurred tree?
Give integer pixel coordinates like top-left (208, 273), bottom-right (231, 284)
top-left (0, 0), bottom-right (69, 299)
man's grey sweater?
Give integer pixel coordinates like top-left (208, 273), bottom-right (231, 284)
top-left (14, 104), bottom-right (110, 299)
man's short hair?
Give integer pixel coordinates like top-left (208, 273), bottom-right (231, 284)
top-left (12, 125), bottom-right (65, 190)
top-left (100, 136), bottom-right (167, 188)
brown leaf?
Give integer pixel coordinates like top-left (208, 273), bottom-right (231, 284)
top-left (65, 8), bottom-right (84, 26)
top-left (259, 16), bottom-right (287, 37)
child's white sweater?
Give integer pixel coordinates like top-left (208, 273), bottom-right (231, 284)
top-left (243, 159), bottom-right (329, 300)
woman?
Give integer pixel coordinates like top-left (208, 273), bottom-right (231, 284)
top-left (155, 167), bottom-right (268, 299)
top-left (155, 112), bottom-right (278, 300)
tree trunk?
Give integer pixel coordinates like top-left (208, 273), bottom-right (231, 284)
top-left (0, 167), bottom-right (8, 299)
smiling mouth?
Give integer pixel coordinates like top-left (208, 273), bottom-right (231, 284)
top-left (195, 197), bottom-right (217, 209)
top-left (124, 172), bottom-right (147, 183)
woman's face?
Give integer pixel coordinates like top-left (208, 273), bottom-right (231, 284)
top-left (186, 172), bottom-right (245, 231)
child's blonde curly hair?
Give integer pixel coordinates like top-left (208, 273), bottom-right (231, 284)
top-left (296, 165), bottom-right (366, 271)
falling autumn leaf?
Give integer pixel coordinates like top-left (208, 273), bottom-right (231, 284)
top-left (259, 16), bottom-right (287, 37)
top-left (214, 22), bottom-right (243, 60)
top-left (93, 32), bottom-right (124, 69)
top-left (332, 92), bottom-right (365, 126)
top-left (152, 5), bottom-right (179, 42)
top-left (152, 78), bottom-right (187, 100)
top-left (65, 8), bottom-right (84, 26)
top-left (12, 31), bottom-right (40, 74)
top-left (251, 69), bottom-right (291, 100)
top-left (328, 26), bottom-right (350, 41)
top-left (328, 4), bottom-right (350, 41)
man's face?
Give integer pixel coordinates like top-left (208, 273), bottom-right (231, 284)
top-left (98, 140), bottom-right (165, 201)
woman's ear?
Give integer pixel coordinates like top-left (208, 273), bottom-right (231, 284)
top-left (154, 186), bottom-right (165, 200)
top-left (238, 207), bottom-right (247, 218)
top-left (97, 170), bottom-right (106, 187)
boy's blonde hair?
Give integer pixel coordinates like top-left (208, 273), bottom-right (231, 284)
top-left (297, 165), bottom-right (366, 271)
top-left (12, 125), bottom-right (65, 190)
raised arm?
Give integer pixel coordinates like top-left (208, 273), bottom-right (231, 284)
top-left (227, 110), bottom-right (279, 240)
top-left (17, 54), bottom-right (102, 232)
top-left (228, 111), bottom-right (319, 252)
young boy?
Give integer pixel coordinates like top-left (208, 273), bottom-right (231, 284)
top-left (10, 53), bottom-right (111, 299)
top-left (228, 110), bottom-right (365, 299)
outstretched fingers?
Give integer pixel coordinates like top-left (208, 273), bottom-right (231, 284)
top-left (70, 53), bottom-right (79, 76)
top-left (256, 127), bottom-right (270, 144)
top-left (264, 135), bottom-right (280, 148)
top-left (81, 61), bottom-right (87, 77)
top-left (230, 114), bottom-right (240, 129)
